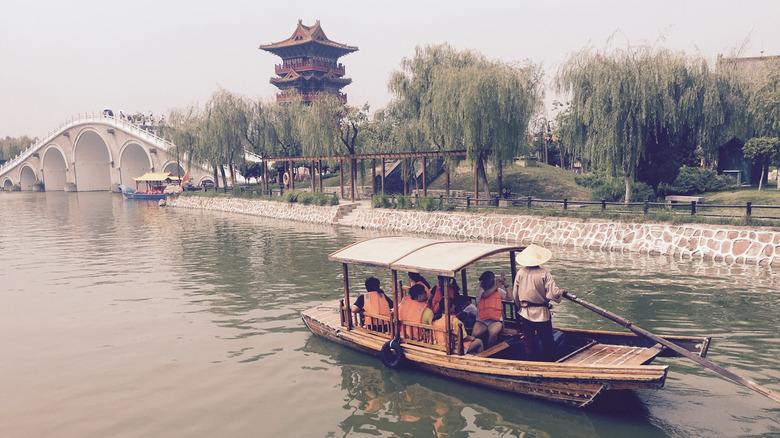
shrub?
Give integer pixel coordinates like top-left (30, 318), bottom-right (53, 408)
top-left (282, 191), bottom-right (300, 203)
top-left (396, 195), bottom-right (413, 209)
top-left (657, 166), bottom-right (736, 196)
top-left (372, 194), bottom-right (394, 209)
top-left (416, 196), bottom-right (441, 211)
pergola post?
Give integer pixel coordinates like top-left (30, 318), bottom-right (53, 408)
top-left (403, 158), bottom-right (407, 196)
top-left (262, 159), bottom-right (268, 192)
top-left (289, 159), bottom-right (294, 190)
top-left (310, 161), bottom-right (315, 192)
top-left (381, 157), bottom-right (386, 194)
top-left (350, 157), bottom-right (356, 202)
top-left (445, 163), bottom-right (450, 198)
top-left (318, 159), bottom-right (323, 192)
top-left (339, 158), bottom-right (344, 199)
top-left (371, 158), bottom-right (376, 196)
top-left (422, 156), bottom-right (427, 197)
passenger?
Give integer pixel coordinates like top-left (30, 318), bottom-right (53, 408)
top-left (512, 244), bottom-right (566, 361)
top-left (429, 279), bottom-right (459, 315)
top-left (454, 295), bottom-right (477, 333)
top-left (408, 272), bottom-right (431, 299)
top-left (397, 283), bottom-right (433, 340)
top-left (433, 300), bottom-right (484, 354)
top-left (472, 271), bottom-right (508, 348)
top-left (351, 277), bottom-right (393, 330)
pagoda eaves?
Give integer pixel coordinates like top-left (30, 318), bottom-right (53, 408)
top-left (260, 19), bottom-right (357, 104)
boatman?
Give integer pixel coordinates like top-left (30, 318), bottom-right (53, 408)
top-left (351, 277), bottom-right (393, 330)
top-left (512, 244), bottom-right (566, 361)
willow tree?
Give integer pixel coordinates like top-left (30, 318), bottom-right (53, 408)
top-left (557, 44), bottom-right (732, 203)
top-left (299, 95), bottom-right (371, 198)
top-left (748, 59), bottom-right (780, 137)
top-left (160, 105), bottom-right (203, 179)
top-left (428, 58), bottom-right (542, 198)
top-left (743, 137), bottom-right (780, 190)
top-left (201, 89), bottom-right (250, 190)
top-left (388, 44), bottom-right (483, 190)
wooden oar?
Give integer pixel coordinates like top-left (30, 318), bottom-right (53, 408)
top-left (563, 291), bottom-right (780, 405)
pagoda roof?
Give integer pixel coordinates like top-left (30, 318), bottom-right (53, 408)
top-left (271, 69), bottom-right (352, 87)
top-left (260, 20), bottom-right (358, 59)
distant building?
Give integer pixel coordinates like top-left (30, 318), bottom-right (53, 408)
top-left (260, 20), bottom-right (358, 103)
top-left (715, 54), bottom-right (780, 185)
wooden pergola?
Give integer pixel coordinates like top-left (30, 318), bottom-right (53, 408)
top-left (257, 150), bottom-right (482, 202)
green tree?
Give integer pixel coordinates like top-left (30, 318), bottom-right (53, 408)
top-left (743, 137), bottom-right (780, 191)
top-left (203, 89), bottom-right (250, 190)
top-left (748, 59), bottom-right (780, 137)
top-left (388, 43), bottom-right (542, 197)
top-left (557, 43), bottom-right (734, 203)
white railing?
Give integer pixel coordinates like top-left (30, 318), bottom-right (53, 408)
top-left (0, 112), bottom-right (175, 176)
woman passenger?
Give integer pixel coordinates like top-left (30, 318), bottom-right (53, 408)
top-left (471, 271), bottom-right (507, 348)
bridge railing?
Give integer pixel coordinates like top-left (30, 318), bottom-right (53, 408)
top-left (0, 112), bottom-right (176, 176)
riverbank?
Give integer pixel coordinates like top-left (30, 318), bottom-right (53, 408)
top-left (168, 196), bottom-right (780, 267)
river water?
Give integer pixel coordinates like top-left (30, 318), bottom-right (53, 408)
top-left (1, 191), bottom-right (778, 438)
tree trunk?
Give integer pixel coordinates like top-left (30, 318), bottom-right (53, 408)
top-left (624, 175), bottom-right (631, 205)
top-left (497, 161), bottom-right (503, 198)
top-left (220, 166), bottom-right (228, 192)
top-left (213, 166), bottom-right (220, 189)
top-left (477, 158), bottom-right (491, 199)
top-left (758, 168), bottom-right (765, 191)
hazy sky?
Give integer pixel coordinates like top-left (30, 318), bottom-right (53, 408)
top-left (1, 0), bottom-right (778, 138)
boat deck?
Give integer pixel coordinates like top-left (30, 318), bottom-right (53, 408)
top-left (558, 342), bottom-right (666, 366)
top-left (303, 300), bottom-right (668, 367)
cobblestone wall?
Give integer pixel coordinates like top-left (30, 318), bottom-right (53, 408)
top-left (352, 209), bottom-right (780, 267)
top-left (168, 196), bottom-right (342, 224)
top-left (167, 196), bottom-right (780, 266)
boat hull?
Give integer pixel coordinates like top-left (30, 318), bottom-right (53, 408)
top-left (302, 301), bottom-right (671, 408)
top-left (121, 192), bottom-right (166, 200)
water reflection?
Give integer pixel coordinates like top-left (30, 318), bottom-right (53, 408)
top-left (303, 335), bottom-right (669, 438)
top-left (3, 192), bottom-right (779, 438)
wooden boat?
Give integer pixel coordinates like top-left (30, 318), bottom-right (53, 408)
top-left (118, 172), bottom-right (179, 200)
top-left (301, 236), bottom-right (711, 408)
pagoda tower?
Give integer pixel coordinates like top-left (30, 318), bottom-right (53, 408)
top-left (260, 20), bottom-right (358, 103)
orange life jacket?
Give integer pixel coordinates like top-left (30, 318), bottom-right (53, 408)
top-left (398, 297), bottom-right (428, 339)
top-left (429, 285), bottom-right (455, 315)
top-left (478, 289), bottom-right (504, 321)
top-left (433, 315), bottom-right (458, 345)
top-left (362, 291), bottom-right (391, 317)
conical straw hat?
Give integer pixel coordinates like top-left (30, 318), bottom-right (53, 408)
top-left (516, 244), bottom-right (552, 266)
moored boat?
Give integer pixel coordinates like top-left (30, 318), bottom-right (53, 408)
top-left (118, 172), bottom-right (180, 200)
top-left (301, 236), bottom-right (711, 408)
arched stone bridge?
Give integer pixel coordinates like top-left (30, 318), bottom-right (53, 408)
top-left (0, 114), bottom-right (213, 192)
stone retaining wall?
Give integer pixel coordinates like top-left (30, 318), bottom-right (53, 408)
top-left (167, 196), bottom-right (780, 267)
top-left (351, 209), bottom-right (780, 267)
top-left (168, 196), bottom-right (342, 224)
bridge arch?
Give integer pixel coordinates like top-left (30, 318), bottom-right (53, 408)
top-left (3, 177), bottom-right (15, 190)
top-left (73, 128), bottom-right (113, 191)
top-left (42, 144), bottom-right (69, 191)
top-left (19, 163), bottom-right (38, 191)
top-left (162, 161), bottom-right (186, 177)
top-left (118, 141), bottom-right (152, 186)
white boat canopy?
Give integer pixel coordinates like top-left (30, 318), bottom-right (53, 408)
top-left (132, 172), bottom-right (180, 182)
top-left (328, 236), bottom-right (524, 278)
